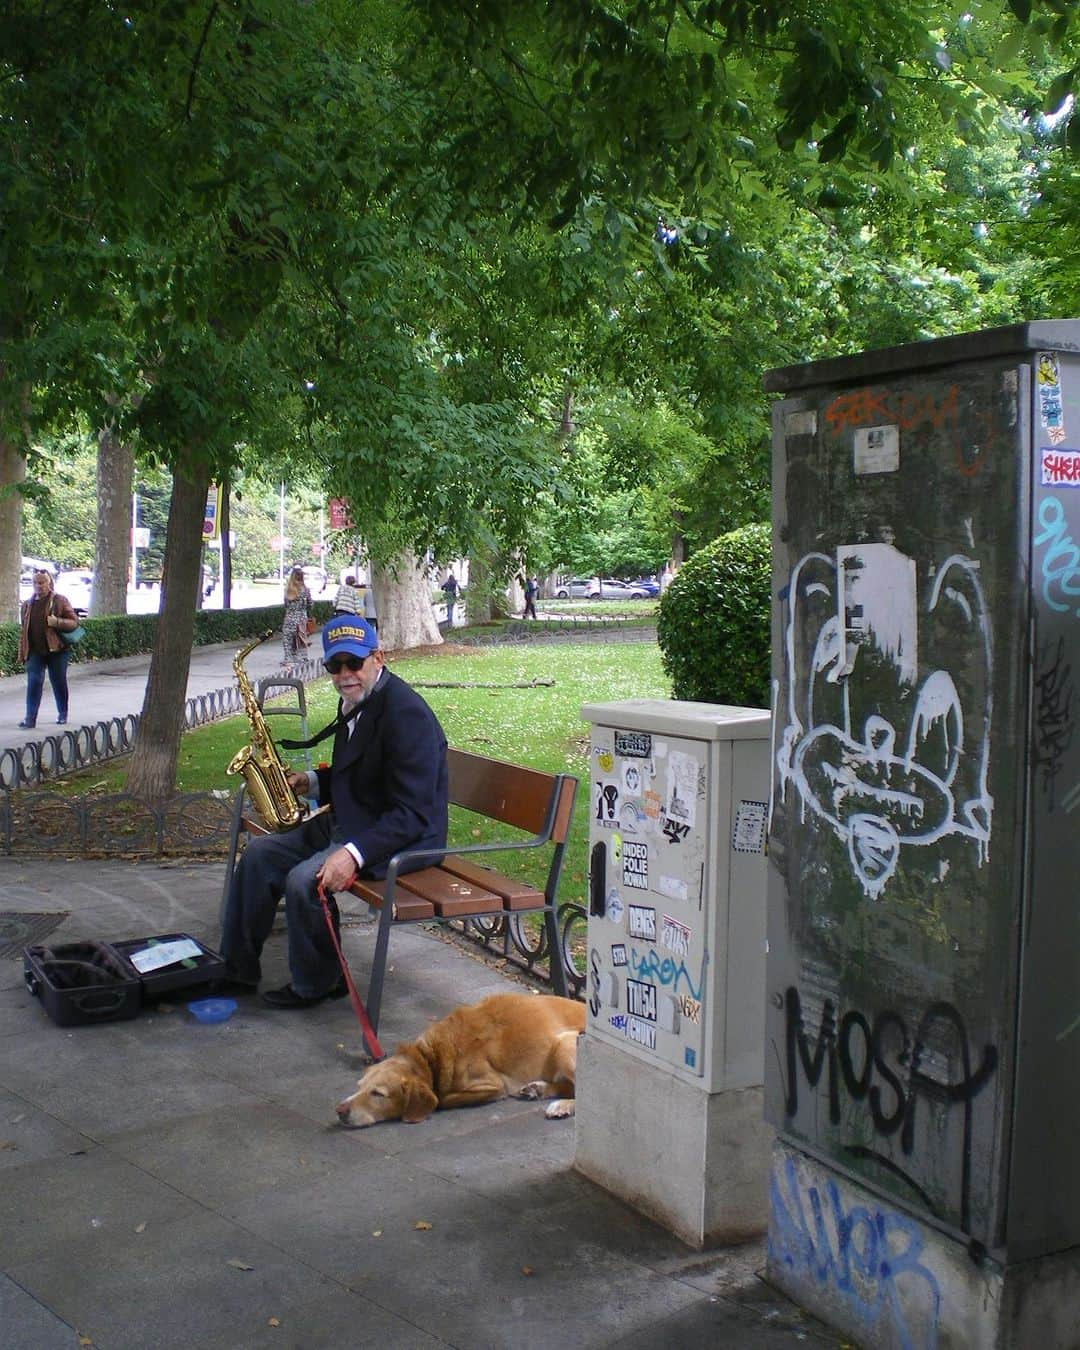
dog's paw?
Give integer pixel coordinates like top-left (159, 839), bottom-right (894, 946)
top-left (544, 1098), bottom-right (576, 1120)
top-left (516, 1080), bottom-right (546, 1100)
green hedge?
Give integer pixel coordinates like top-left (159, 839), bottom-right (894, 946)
top-left (656, 523), bottom-right (771, 707)
top-left (0, 600), bottom-right (334, 678)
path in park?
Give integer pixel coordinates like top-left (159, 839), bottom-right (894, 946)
top-left (0, 635), bottom-right (298, 759)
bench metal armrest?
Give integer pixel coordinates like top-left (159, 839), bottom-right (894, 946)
top-left (381, 779), bottom-right (563, 899)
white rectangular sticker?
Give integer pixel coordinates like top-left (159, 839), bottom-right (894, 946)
top-left (853, 424), bottom-right (899, 475)
top-left (785, 410), bottom-right (817, 438)
top-left (1041, 447), bottom-right (1080, 487)
top-left (657, 874), bottom-right (688, 903)
top-left (733, 800), bottom-right (768, 853)
top-left (665, 750), bottom-right (698, 829)
top-left (660, 914), bottom-right (690, 957)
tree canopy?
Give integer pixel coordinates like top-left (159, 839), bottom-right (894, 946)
top-left (4, 0), bottom-right (1080, 789)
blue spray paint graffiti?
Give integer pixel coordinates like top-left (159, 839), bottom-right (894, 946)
top-left (628, 946), bottom-right (706, 1000)
top-left (1035, 495), bottom-right (1080, 616)
top-left (770, 1154), bottom-right (941, 1350)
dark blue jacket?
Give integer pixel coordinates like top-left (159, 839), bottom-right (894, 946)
top-left (315, 670), bottom-right (448, 878)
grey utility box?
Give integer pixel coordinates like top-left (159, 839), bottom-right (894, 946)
top-left (575, 699), bottom-right (772, 1248)
top-left (766, 321), bottom-right (1080, 1346)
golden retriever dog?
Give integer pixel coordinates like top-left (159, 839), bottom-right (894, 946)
top-left (335, 992), bottom-right (585, 1128)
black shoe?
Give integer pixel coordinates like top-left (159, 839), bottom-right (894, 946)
top-left (56, 716), bottom-right (67, 725)
top-left (208, 976), bottom-right (259, 997)
top-left (17, 719), bottom-right (35, 729)
top-left (261, 980), bottom-right (346, 1009)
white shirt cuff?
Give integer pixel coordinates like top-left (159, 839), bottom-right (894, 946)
top-left (343, 842), bottom-right (364, 872)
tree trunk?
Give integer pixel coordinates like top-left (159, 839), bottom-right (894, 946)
top-left (669, 506), bottom-right (687, 569)
top-left (466, 550), bottom-right (513, 622)
top-left (126, 465), bottom-right (210, 802)
top-left (0, 430), bottom-right (25, 626)
top-left (0, 350), bottom-right (28, 626)
top-left (94, 423), bottom-right (133, 615)
top-left (371, 552), bottom-right (442, 651)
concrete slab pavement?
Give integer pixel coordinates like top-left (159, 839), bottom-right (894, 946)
top-left (0, 858), bottom-right (836, 1349)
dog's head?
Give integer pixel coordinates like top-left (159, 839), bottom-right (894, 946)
top-left (335, 1053), bottom-right (438, 1128)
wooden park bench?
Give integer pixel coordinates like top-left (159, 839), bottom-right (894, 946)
top-left (223, 747), bottom-right (579, 1034)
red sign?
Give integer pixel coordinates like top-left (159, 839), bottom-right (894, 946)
top-left (329, 498), bottom-right (353, 530)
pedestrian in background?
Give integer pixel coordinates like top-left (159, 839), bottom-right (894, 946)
top-left (363, 579), bottom-right (378, 632)
top-left (441, 571), bottom-right (459, 626)
top-left (523, 575), bottom-right (539, 621)
top-left (333, 574), bottom-right (360, 615)
top-left (18, 570), bottom-right (80, 728)
top-left (282, 566), bottom-right (312, 671)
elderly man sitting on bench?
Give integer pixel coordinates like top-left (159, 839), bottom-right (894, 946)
top-left (219, 615), bottom-right (449, 1009)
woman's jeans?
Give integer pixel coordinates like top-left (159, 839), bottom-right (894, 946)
top-left (25, 648), bottom-right (70, 725)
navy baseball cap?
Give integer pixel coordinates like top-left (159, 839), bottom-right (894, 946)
top-left (322, 615), bottom-right (379, 662)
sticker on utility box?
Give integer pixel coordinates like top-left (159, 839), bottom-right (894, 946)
top-left (626, 979), bottom-right (658, 1022)
top-left (622, 841), bottom-right (649, 890)
top-left (615, 730), bottom-right (652, 758)
top-left (1041, 447), bottom-right (1080, 487)
top-left (853, 424), bottom-right (899, 475)
top-left (627, 904), bottom-right (657, 941)
top-left (733, 800), bottom-right (768, 853)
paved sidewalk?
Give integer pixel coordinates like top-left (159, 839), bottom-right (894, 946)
top-left (0, 636), bottom-right (308, 758)
top-left (0, 859), bottom-right (836, 1349)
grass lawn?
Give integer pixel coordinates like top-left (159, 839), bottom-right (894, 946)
top-left (56, 641), bottom-right (671, 916)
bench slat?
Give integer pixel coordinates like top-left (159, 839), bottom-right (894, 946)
top-left (439, 856), bottom-right (544, 911)
top-left (349, 877), bottom-right (435, 921)
top-left (448, 748), bottom-right (558, 835)
top-left (393, 867), bottom-right (505, 918)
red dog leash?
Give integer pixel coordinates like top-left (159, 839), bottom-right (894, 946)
top-left (317, 882), bottom-right (383, 1061)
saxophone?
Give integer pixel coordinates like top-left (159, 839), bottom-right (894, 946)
top-left (226, 631), bottom-right (306, 831)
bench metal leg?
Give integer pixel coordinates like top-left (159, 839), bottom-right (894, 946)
top-left (544, 906), bottom-right (568, 998)
top-left (219, 785), bottom-right (248, 938)
top-left (365, 902), bottom-right (395, 1034)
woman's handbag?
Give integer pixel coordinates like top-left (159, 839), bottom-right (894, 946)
top-left (305, 618), bottom-right (317, 635)
top-left (59, 625), bottom-right (86, 646)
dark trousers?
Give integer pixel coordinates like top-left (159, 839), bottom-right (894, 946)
top-left (25, 649), bottom-right (70, 724)
top-left (220, 812), bottom-right (345, 996)
top-left (524, 598), bottom-right (537, 619)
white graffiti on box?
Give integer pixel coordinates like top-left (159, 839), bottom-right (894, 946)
top-left (776, 543), bottom-right (993, 899)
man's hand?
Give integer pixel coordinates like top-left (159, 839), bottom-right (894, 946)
top-left (286, 770), bottom-right (309, 792)
top-left (46, 615), bottom-right (58, 629)
top-left (317, 846), bottom-right (358, 893)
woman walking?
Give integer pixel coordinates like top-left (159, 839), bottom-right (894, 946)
top-left (18, 570), bottom-right (80, 728)
top-left (281, 566), bottom-right (312, 672)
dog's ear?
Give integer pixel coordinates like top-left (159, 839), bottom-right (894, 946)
top-left (401, 1080), bottom-right (438, 1123)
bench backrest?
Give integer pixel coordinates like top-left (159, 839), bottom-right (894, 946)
top-left (447, 747), bottom-right (574, 842)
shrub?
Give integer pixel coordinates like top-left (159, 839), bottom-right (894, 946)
top-left (656, 523), bottom-right (771, 707)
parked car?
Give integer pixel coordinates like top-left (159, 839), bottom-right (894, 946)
top-left (630, 576), bottom-right (660, 597)
top-left (592, 579), bottom-right (649, 599)
top-left (55, 569), bottom-right (93, 615)
top-left (554, 578), bottom-right (596, 599)
top-left (553, 577), bottom-right (649, 600)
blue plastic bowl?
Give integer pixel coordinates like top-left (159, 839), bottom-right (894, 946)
top-left (187, 997), bottom-right (237, 1024)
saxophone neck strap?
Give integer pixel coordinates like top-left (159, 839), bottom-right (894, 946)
top-left (279, 700), bottom-right (346, 751)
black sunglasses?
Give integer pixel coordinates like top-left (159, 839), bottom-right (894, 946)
top-left (324, 655), bottom-right (369, 674)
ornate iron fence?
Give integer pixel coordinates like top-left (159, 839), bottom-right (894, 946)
top-left (0, 656), bottom-right (321, 792)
